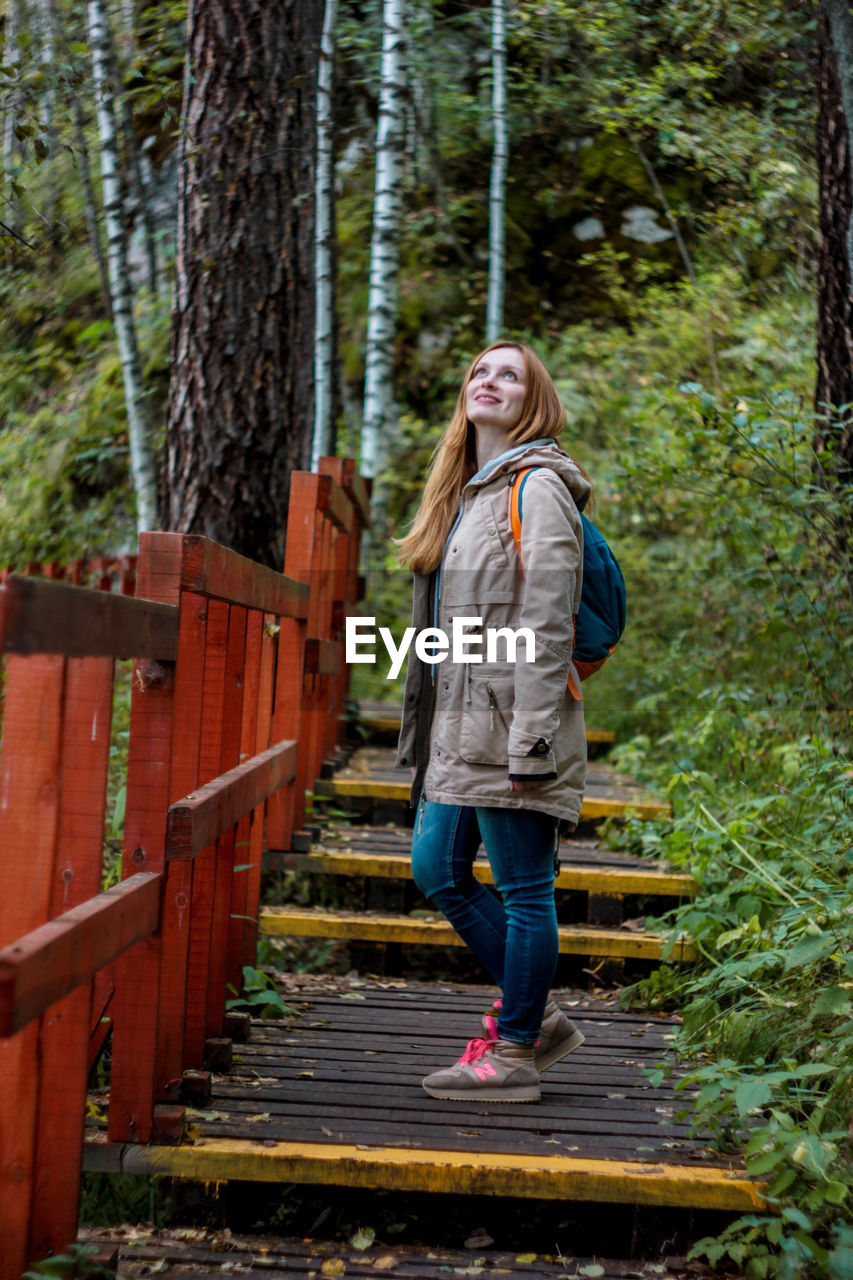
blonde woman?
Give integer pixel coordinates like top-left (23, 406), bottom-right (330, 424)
top-left (395, 341), bottom-right (590, 1102)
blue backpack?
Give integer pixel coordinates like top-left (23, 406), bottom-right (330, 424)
top-left (510, 466), bottom-right (626, 684)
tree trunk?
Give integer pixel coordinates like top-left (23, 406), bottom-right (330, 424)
top-left (88, 0), bottom-right (159, 534)
top-left (3, 0), bottom-right (20, 194)
top-left (118, 90), bottom-right (159, 296)
top-left (360, 0), bottom-right (407, 481)
top-left (485, 0), bottom-right (507, 343)
top-left (816, 8), bottom-right (853, 492)
top-left (311, 0), bottom-right (338, 471)
top-left (166, 0), bottom-right (321, 569)
top-left (68, 79), bottom-right (113, 316)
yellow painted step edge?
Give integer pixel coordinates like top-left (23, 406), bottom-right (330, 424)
top-left (357, 712), bottom-right (616, 746)
top-left (87, 1138), bottom-right (764, 1213)
top-left (258, 906), bottom-right (695, 962)
top-left (281, 849), bottom-right (696, 897)
top-left (314, 778), bottom-right (671, 820)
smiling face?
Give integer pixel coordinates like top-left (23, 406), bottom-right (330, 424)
top-left (465, 345), bottom-right (528, 435)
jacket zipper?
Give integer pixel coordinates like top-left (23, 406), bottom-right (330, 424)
top-left (486, 682), bottom-right (509, 734)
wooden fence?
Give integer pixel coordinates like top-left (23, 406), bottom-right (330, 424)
top-left (0, 459), bottom-right (368, 1278)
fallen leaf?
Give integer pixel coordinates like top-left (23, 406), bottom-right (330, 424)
top-left (246, 1112), bottom-right (271, 1123)
top-left (578, 1266), bottom-right (605, 1277)
top-left (463, 1231), bottom-right (493, 1249)
top-left (298, 1070), bottom-right (315, 1079)
top-left (321, 1260), bottom-right (346, 1276)
top-left (351, 1228), bottom-right (376, 1251)
top-left (373, 1257), bottom-right (397, 1270)
top-left (516, 1253), bottom-right (536, 1263)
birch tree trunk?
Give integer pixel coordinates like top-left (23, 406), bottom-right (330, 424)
top-left (118, 91), bottom-right (159, 296)
top-left (311, 0), bottom-right (338, 472)
top-left (88, 0), bottom-right (159, 533)
top-left (165, 0), bottom-right (321, 569)
top-left (360, 0), bottom-right (407, 481)
top-left (69, 80), bottom-right (112, 316)
top-left (3, 0), bottom-right (20, 193)
top-left (485, 0), bottom-right (507, 343)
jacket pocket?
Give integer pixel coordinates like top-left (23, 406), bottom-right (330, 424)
top-left (458, 667), bottom-right (514, 765)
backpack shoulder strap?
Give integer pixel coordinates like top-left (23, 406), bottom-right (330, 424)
top-left (509, 466), bottom-right (541, 562)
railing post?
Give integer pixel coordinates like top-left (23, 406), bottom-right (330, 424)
top-left (0, 654), bottom-right (65, 1277)
top-left (108, 533), bottom-right (191, 1142)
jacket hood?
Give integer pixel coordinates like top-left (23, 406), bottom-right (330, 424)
top-left (465, 436), bottom-right (591, 513)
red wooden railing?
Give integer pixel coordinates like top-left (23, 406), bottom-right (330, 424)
top-left (0, 555), bottom-right (138, 595)
top-left (0, 459), bottom-right (368, 1278)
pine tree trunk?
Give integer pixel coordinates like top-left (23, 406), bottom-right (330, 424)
top-left (816, 8), bottom-right (853, 492)
top-left (165, 0), bottom-right (321, 569)
top-left (361, 0), bottom-right (407, 481)
top-left (311, 0), bottom-right (338, 471)
top-left (485, 0), bottom-right (507, 343)
top-left (88, 0), bottom-right (159, 534)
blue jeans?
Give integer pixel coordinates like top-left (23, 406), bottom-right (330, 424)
top-left (410, 799), bottom-right (559, 1044)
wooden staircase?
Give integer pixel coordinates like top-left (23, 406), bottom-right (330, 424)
top-left (84, 703), bottom-right (764, 1224)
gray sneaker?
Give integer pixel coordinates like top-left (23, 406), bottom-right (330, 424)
top-left (422, 1038), bottom-right (540, 1102)
top-left (482, 998), bottom-right (584, 1071)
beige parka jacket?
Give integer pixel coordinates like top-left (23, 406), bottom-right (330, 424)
top-left (395, 437), bottom-right (591, 827)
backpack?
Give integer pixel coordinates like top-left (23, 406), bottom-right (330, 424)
top-left (509, 466), bottom-right (626, 684)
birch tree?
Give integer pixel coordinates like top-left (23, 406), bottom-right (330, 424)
top-left (485, 0), bottom-right (507, 343)
top-left (360, 0), bottom-right (407, 481)
top-left (3, 0), bottom-right (20, 193)
top-left (88, 0), bottom-right (159, 533)
top-left (311, 0), bottom-right (338, 472)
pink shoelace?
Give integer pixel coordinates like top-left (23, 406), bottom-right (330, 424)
top-left (457, 1036), bottom-right (494, 1065)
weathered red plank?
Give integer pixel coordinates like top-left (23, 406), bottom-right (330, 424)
top-left (239, 611), bottom-right (277, 976)
top-left (265, 615), bottom-right (306, 848)
top-left (0, 575), bottom-right (178, 659)
top-left (166, 739), bottom-right (298, 861)
top-left (205, 605), bottom-right (247, 1041)
top-left (227, 610), bottom-right (264, 996)
top-left (154, 585), bottom-right (210, 1093)
top-left (179, 536), bottom-right (309, 619)
top-left (108, 533), bottom-right (184, 1144)
top-left (304, 637), bottom-right (344, 676)
top-left (319, 455), bottom-right (371, 530)
top-left (88, 963), bottom-right (115, 1072)
top-left (0, 874), bottom-right (161, 1037)
top-left (182, 598), bottom-right (228, 1068)
top-left (29, 656), bottom-right (115, 1263)
top-left (0, 653), bottom-right (65, 1276)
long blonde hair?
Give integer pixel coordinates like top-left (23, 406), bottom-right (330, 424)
top-left (396, 342), bottom-right (568, 573)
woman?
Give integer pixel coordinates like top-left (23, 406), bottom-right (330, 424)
top-left (395, 341), bottom-right (591, 1103)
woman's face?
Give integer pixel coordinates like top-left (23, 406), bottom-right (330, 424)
top-left (465, 346), bottom-right (527, 434)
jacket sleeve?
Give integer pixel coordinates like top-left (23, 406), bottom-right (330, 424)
top-left (508, 469), bottom-right (583, 780)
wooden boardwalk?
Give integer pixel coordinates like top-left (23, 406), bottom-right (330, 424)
top-left (313, 747), bottom-right (670, 821)
top-left (85, 980), bottom-right (760, 1213)
top-left (78, 1227), bottom-right (725, 1279)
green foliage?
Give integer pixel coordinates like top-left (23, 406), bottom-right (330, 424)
top-left (225, 966), bottom-right (299, 1020)
top-left (23, 1244), bottom-right (114, 1280)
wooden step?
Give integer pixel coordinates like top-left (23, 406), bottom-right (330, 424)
top-left (76, 1230), bottom-right (726, 1280)
top-left (315, 748), bottom-right (670, 821)
top-left (258, 905), bottom-right (695, 961)
top-left (271, 826), bottom-right (695, 898)
top-left (357, 700), bottom-right (616, 746)
top-left (84, 981), bottom-right (759, 1212)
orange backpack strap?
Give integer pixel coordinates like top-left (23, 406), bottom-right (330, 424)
top-left (510, 467), bottom-right (582, 702)
top-left (509, 467), bottom-right (539, 567)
